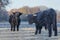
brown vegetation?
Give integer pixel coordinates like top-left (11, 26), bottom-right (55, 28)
top-left (8, 6), bottom-right (60, 22)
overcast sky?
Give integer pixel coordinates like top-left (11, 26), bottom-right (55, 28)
top-left (6, 0), bottom-right (60, 11)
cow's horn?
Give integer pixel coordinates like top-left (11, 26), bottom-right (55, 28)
top-left (33, 14), bottom-right (37, 16)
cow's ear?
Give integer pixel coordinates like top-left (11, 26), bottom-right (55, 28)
top-left (13, 12), bottom-right (15, 14)
top-left (19, 12), bottom-right (23, 15)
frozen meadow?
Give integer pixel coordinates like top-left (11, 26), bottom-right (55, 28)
top-left (0, 22), bottom-right (60, 40)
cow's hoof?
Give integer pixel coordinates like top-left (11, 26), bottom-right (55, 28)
top-left (14, 30), bottom-right (15, 31)
top-left (35, 33), bottom-right (37, 35)
top-left (54, 34), bottom-right (57, 36)
top-left (49, 35), bottom-right (51, 37)
top-left (17, 29), bottom-right (19, 31)
top-left (13, 30), bottom-right (15, 31)
top-left (11, 29), bottom-right (13, 31)
top-left (11, 30), bottom-right (13, 31)
top-left (39, 32), bottom-right (41, 34)
top-left (39, 33), bottom-right (41, 34)
top-left (45, 29), bottom-right (47, 30)
top-left (17, 30), bottom-right (19, 31)
top-left (11, 30), bottom-right (12, 31)
top-left (45, 27), bottom-right (47, 30)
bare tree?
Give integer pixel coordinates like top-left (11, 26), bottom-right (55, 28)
top-left (0, 0), bottom-right (10, 21)
top-left (0, 0), bottom-right (9, 9)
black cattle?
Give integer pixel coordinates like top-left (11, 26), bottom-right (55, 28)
top-left (27, 13), bottom-right (47, 34)
top-left (36, 8), bottom-right (57, 37)
top-left (9, 12), bottom-right (22, 31)
top-left (27, 8), bottom-right (57, 37)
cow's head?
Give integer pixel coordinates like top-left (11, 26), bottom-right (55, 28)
top-left (15, 12), bottom-right (23, 17)
top-left (27, 14), bottom-right (37, 24)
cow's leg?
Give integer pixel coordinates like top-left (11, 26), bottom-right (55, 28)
top-left (11, 24), bottom-right (14, 31)
top-left (48, 24), bottom-right (52, 37)
top-left (53, 14), bottom-right (57, 36)
top-left (17, 19), bottom-right (20, 31)
top-left (17, 24), bottom-right (19, 31)
top-left (35, 24), bottom-right (39, 35)
top-left (13, 25), bottom-right (15, 31)
top-left (17, 21), bottom-right (20, 31)
top-left (10, 24), bottom-right (12, 31)
top-left (45, 24), bottom-right (47, 30)
top-left (53, 21), bottom-right (57, 36)
top-left (53, 24), bottom-right (57, 36)
top-left (54, 28), bottom-right (57, 36)
top-left (11, 25), bottom-right (13, 31)
top-left (39, 26), bottom-right (42, 34)
top-left (39, 28), bottom-right (41, 34)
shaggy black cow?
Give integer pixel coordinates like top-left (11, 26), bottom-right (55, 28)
top-left (27, 12), bottom-right (47, 34)
top-left (9, 12), bottom-right (22, 31)
top-left (27, 8), bottom-right (57, 37)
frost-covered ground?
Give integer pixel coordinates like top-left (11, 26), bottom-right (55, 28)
top-left (0, 27), bottom-right (60, 40)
